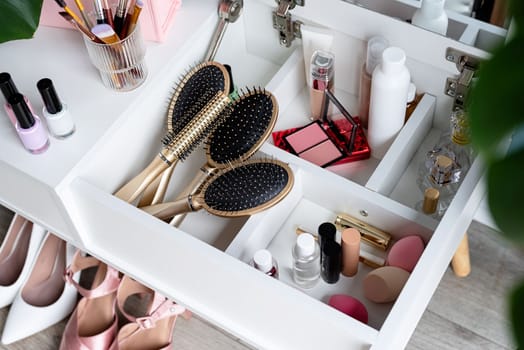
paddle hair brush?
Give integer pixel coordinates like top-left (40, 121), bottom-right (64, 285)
top-left (137, 62), bottom-right (231, 206)
top-left (168, 87), bottom-right (279, 226)
top-left (141, 158), bottom-right (293, 220)
top-left (115, 62), bottom-right (231, 202)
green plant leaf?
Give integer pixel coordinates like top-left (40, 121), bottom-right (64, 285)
top-left (510, 279), bottom-right (524, 348)
top-left (470, 34), bottom-right (524, 161)
top-left (487, 148), bottom-right (524, 244)
top-left (0, 0), bottom-right (44, 44)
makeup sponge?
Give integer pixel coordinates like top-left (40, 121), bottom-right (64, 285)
top-left (386, 235), bottom-right (425, 273)
top-left (363, 266), bottom-right (410, 303)
top-left (328, 294), bottom-right (368, 324)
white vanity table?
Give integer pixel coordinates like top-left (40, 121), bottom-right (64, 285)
top-left (0, 0), bottom-right (504, 349)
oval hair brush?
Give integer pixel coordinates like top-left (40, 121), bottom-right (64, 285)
top-left (137, 62), bottom-right (232, 206)
top-left (168, 87), bottom-right (279, 226)
top-left (140, 158), bottom-right (294, 221)
top-left (114, 62), bottom-right (232, 203)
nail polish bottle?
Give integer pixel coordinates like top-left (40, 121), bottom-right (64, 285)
top-left (37, 78), bottom-right (75, 139)
top-left (321, 239), bottom-right (342, 284)
top-left (0, 72), bottom-right (35, 127)
top-left (7, 93), bottom-right (50, 154)
top-left (252, 249), bottom-right (279, 279)
top-left (292, 233), bottom-right (320, 289)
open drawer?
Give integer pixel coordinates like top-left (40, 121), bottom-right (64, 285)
top-left (0, 0), bottom-right (494, 349)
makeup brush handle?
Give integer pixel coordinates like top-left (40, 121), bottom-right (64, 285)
top-left (170, 164), bottom-right (217, 227)
top-left (141, 198), bottom-right (197, 221)
top-left (114, 156), bottom-right (171, 203)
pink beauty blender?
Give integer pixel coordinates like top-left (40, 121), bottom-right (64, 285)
top-left (386, 235), bottom-right (425, 273)
top-left (328, 294), bottom-right (368, 324)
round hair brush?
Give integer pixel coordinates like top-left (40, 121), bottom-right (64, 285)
top-left (168, 87), bottom-right (279, 226)
top-left (140, 158), bottom-right (293, 220)
top-left (115, 62), bottom-right (232, 203)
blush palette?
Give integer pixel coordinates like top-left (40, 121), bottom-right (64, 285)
top-left (283, 121), bottom-right (344, 167)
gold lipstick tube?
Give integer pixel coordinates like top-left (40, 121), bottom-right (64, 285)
top-left (334, 213), bottom-right (392, 251)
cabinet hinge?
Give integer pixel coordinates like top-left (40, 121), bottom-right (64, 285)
top-left (444, 48), bottom-right (482, 111)
top-left (272, 0), bottom-right (304, 47)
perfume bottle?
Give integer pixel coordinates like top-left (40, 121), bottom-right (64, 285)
top-left (292, 233), bottom-right (320, 289)
top-left (415, 187), bottom-right (441, 219)
top-left (252, 249), bottom-right (279, 279)
top-left (416, 108), bottom-right (473, 216)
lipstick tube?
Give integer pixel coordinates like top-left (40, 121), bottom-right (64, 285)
top-left (309, 50), bottom-right (334, 121)
top-left (335, 213), bottom-right (392, 250)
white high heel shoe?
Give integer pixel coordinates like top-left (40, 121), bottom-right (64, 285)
top-left (1, 233), bottom-right (79, 345)
top-left (0, 214), bottom-right (46, 308)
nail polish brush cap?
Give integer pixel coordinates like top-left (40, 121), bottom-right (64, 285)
top-left (8, 93), bottom-right (35, 129)
top-left (37, 78), bottom-right (63, 114)
top-left (0, 72), bottom-right (19, 101)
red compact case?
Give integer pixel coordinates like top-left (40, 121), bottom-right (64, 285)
top-left (283, 121), bottom-right (345, 168)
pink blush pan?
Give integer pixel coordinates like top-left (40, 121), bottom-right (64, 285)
top-left (299, 139), bottom-right (343, 167)
top-left (284, 122), bottom-right (327, 153)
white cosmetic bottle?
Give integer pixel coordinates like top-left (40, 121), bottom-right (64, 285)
top-left (367, 47), bottom-right (411, 159)
top-left (411, 0), bottom-right (449, 36)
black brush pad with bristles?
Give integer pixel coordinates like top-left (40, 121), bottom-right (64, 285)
top-left (206, 88), bottom-right (276, 165)
top-left (203, 161), bottom-right (289, 213)
top-left (166, 63), bottom-right (229, 141)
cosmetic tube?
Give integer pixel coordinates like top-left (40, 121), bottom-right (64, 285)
top-left (300, 24), bottom-right (334, 87)
top-left (7, 93), bottom-right (50, 154)
top-left (310, 50), bottom-right (335, 121)
top-left (358, 36), bottom-right (388, 129)
top-left (341, 228), bottom-right (360, 277)
top-left (292, 233), bottom-right (320, 289)
top-left (367, 47), bottom-right (411, 159)
top-left (0, 72), bottom-right (35, 127)
top-left (411, 0), bottom-right (448, 36)
top-left (37, 78), bottom-right (75, 139)
top-left (252, 249), bottom-right (279, 279)
top-left (321, 239), bottom-right (342, 284)
top-left (317, 222), bottom-right (336, 258)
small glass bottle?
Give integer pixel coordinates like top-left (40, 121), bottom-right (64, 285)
top-left (292, 233), bottom-right (320, 289)
top-left (252, 249), bottom-right (279, 279)
top-left (416, 108), bottom-right (474, 216)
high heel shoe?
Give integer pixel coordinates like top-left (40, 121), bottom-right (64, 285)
top-left (60, 251), bottom-right (121, 350)
top-left (0, 214), bottom-right (46, 308)
top-left (110, 275), bottom-right (190, 350)
top-left (1, 233), bottom-right (78, 344)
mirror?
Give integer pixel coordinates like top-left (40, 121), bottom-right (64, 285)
top-left (342, 0), bottom-right (509, 51)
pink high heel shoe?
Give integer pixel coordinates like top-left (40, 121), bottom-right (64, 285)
top-left (110, 275), bottom-right (191, 350)
top-left (60, 251), bottom-right (121, 350)
top-left (0, 214), bottom-right (45, 308)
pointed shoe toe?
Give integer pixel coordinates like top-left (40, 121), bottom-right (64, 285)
top-left (1, 233), bottom-right (78, 344)
top-left (0, 215), bottom-right (46, 308)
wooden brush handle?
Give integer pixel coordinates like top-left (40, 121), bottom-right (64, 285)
top-left (114, 156), bottom-right (172, 203)
top-left (141, 197), bottom-right (200, 221)
top-left (137, 163), bottom-right (176, 207)
top-left (451, 233), bottom-right (471, 277)
top-left (170, 164), bottom-right (217, 227)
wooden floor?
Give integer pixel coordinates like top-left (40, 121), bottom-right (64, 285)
top-left (0, 205), bottom-right (522, 349)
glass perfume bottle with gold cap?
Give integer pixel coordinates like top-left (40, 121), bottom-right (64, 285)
top-left (416, 108), bottom-right (474, 217)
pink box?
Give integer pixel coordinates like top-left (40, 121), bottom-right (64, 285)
top-left (39, 0), bottom-right (182, 42)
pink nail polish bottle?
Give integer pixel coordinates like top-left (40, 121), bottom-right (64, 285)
top-left (7, 93), bottom-right (50, 154)
top-left (0, 72), bottom-right (35, 127)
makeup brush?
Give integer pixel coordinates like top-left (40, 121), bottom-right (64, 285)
top-left (114, 62), bottom-right (232, 203)
top-left (168, 87), bottom-right (279, 226)
top-left (137, 62), bottom-right (231, 207)
top-left (59, 11), bottom-right (103, 43)
top-left (73, 0), bottom-right (93, 29)
top-left (54, 0), bottom-right (85, 26)
top-left (141, 158), bottom-right (294, 220)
